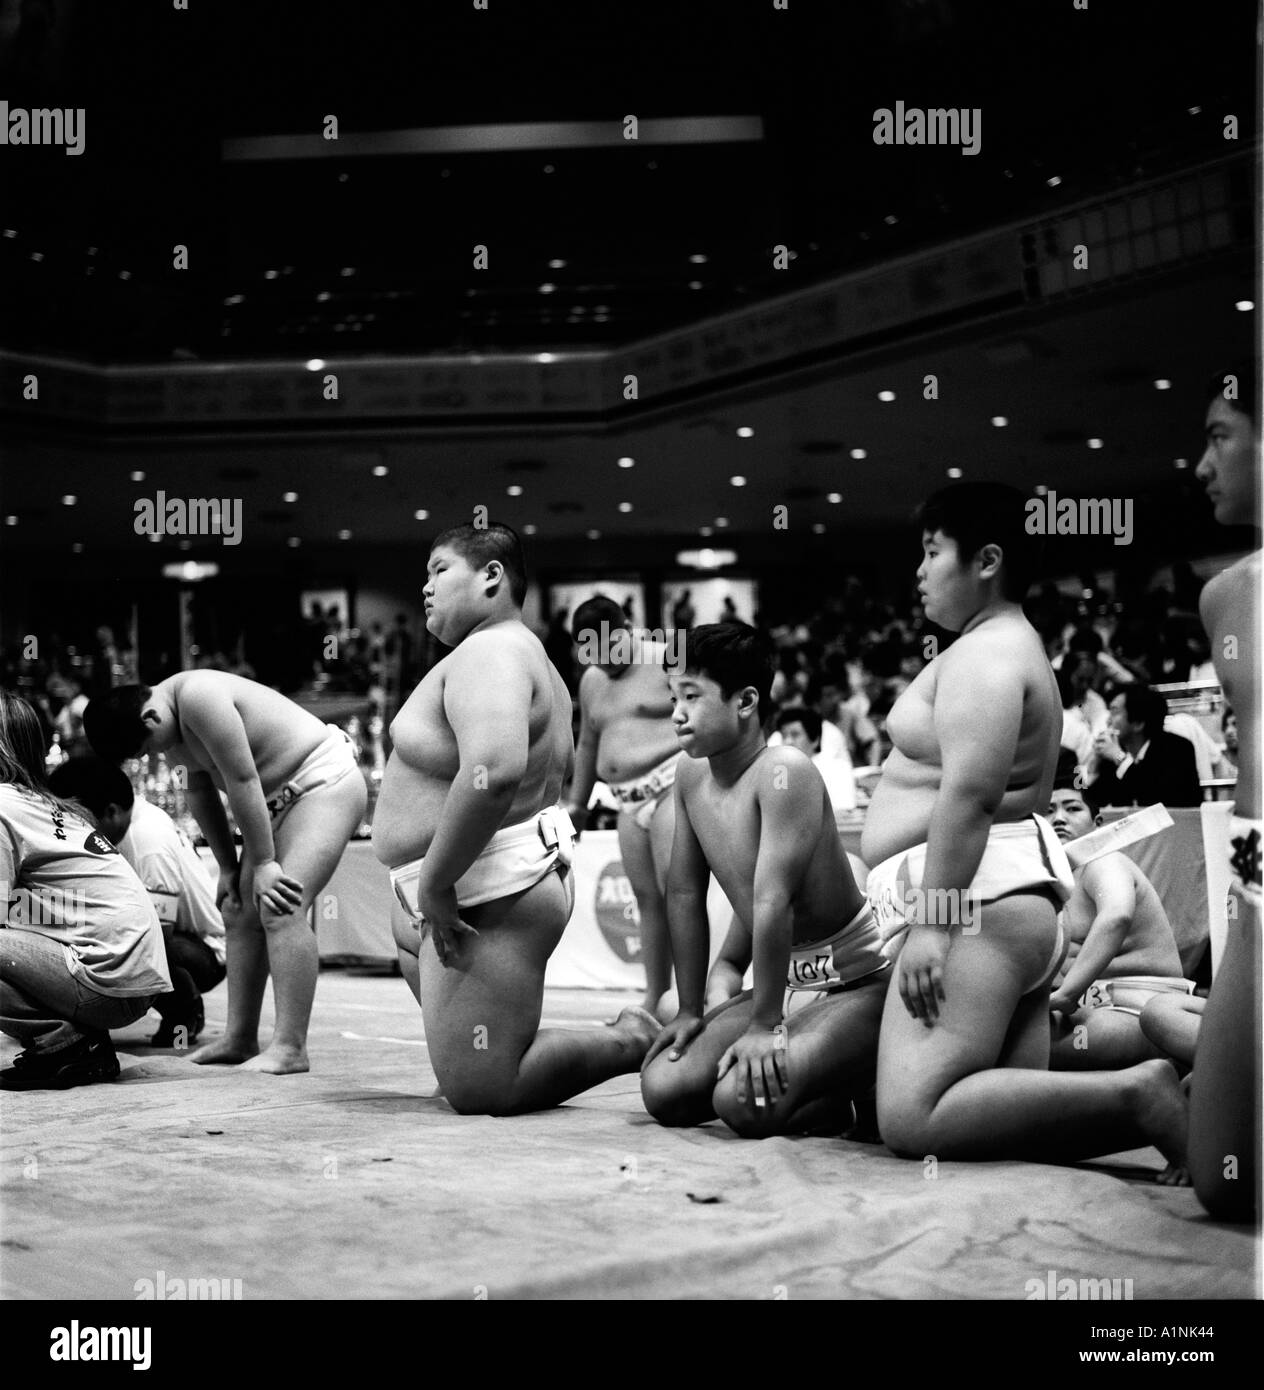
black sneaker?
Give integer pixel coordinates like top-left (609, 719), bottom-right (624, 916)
top-left (150, 996), bottom-right (205, 1049)
top-left (0, 1035), bottom-right (121, 1090)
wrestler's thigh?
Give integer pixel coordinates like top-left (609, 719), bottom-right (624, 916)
top-left (273, 773), bottom-right (367, 908)
top-left (877, 894), bottom-right (1056, 1118)
top-left (617, 809), bottom-right (659, 900)
top-left (390, 898), bottom-right (422, 1007)
top-left (778, 978), bottom-right (885, 1097)
top-left (642, 992), bottom-right (755, 1103)
top-left (997, 986), bottom-right (1052, 1070)
top-left (1188, 893), bottom-right (1260, 1213)
top-left (647, 793), bottom-right (676, 891)
top-left (416, 870), bottom-right (570, 1084)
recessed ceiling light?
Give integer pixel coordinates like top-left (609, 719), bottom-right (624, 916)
top-left (539, 283), bottom-right (556, 294)
top-left (688, 281), bottom-right (703, 290)
top-left (1188, 105), bottom-right (1202, 115)
top-left (730, 476), bottom-right (747, 487)
top-left (991, 416), bottom-right (1008, 427)
top-left (698, 526), bottom-right (713, 538)
top-left (178, 540), bottom-right (191, 551)
top-left (264, 269), bottom-right (279, 280)
top-left (617, 456), bottom-right (634, 469)
top-left (61, 495), bottom-right (77, 506)
top-left (507, 485), bottom-right (524, 497)
top-left (338, 529), bottom-right (352, 540)
top-left (1153, 379), bottom-right (1171, 391)
top-left (618, 502), bottom-right (633, 513)
top-left (29, 251), bottom-right (43, 262)
top-left (287, 537), bottom-right (301, 547)
top-left (283, 491), bottom-right (298, 503)
top-left (414, 509), bottom-right (429, 521)
top-left (4, 515), bottom-right (17, 525)
top-left (586, 529), bottom-right (601, 540)
top-left (340, 267), bottom-right (356, 277)
top-left (130, 470), bottom-right (145, 482)
top-left (1174, 457), bottom-right (1189, 469)
top-left (148, 533), bottom-right (161, 543)
top-left (1034, 484), bottom-right (1048, 496)
top-left (1046, 175), bottom-right (1062, 188)
top-left (850, 448), bottom-right (867, 460)
top-left (372, 465), bottom-right (389, 477)
top-left (947, 467), bottom-right (963, 478)
top-left (117, 270), bottom-right (131, 280)
top-left (827, 492), bottom-right (842, 504)
top-left (523, 523), bottom-right (537, 535)
top-left (548, 258), bottom-right (566, 269)
top-left (72, 542), bottom-right (84, 553)
top-left (877, 390), bottom-right (896, 402)
top-left (1235, 300), bottom-right (1254, 312)
top-left (812, 523), bottom-right (826, 534)
top-left (1087, 438), bottom-right (1104, 449)
top-left (715, 517), bottom-right (729, 528)
top-left (316, 291), bottom-right (331, 303)
top-left (736, 427), bottom-right (754, 438)
top-left (306, 359), bottom-right (325, 371)
top-left (689, 253), bottom-right (708, 264)
top-left (536, 352), bottom-right (558, 363)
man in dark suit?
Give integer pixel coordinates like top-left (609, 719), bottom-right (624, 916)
top-left (1089, 686), bottom-right (1202, 807)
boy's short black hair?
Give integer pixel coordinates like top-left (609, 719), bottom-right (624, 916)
top-left (430, 522), bottom-right (528, 606)
top-left (48, 756), bottom-right (135, 818)
top-left (917, 482), bottom-right (1044, 601)
top-left (775, 705), bottom-right (823, 745)
top-left (1051, 749), bottom-right (1102, 815)
top-left (572, 595), bottom-right (626, 642)
top-left (678, 622), bottom-right (774, 714)
top-left (83, 685), bottom-right (152, 763)
top-left (1204, 360), bottom-right (1256, 424)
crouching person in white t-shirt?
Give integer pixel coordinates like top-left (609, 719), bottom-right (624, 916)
top-left (50, 757), bottom-right (226, 1049)
top-left (0, 694), bottom-right (170, 1090)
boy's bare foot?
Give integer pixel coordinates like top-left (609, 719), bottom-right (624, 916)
top-left (188, 1037), bottom-right (260, 1066)
top-left (608, 1007), bottom-right (661, 1066)
top-left (240, 1045), bottom-right (309, 1075)
top-left (1130, 1059), bottom-right (1190, 1173)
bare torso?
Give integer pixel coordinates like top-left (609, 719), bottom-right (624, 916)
top-left (1059, 854), bottom-right (1183, 979)
top-left (862, 613), bottom-right (1062, 867)
top-left (679, 750), bottom-right (864, 947)
top-left (1202, 553), bottom-right (1261, 817)
top-left (372, 621), bottom-right (573, 867)
top-left (158, 671), bottom-right (330, 794)
top-left (579, 645), bottom-right (679, 785)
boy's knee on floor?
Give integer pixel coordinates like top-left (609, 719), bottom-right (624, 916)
top-left (712, 1081), bottom-right (778, 1139)
top-left (641, 1062), bottom-right (706, 1128)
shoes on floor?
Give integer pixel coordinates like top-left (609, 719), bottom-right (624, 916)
top-left (0, 1034), bottom-right (120, 1090)
top-left (150, 995), bottom-right (204, 1049)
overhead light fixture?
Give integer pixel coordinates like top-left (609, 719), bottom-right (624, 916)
top-left (617, 456), bottom-right (635, 469)
top-left (1153, 379), bottom-right (1171, 391)
top-left (61, 495), bottom-right (77, 506)
top-left (523, 524), bottom-right (538, 535)
top-left (1034, 484), bottom-right (1048, 496)
top-left (947, 467), bottom-right (963, 478)
top-left (736, 427), bottom-right (754, 438)
top-left (338, 529), bottom-right (352, 540)
top-left (991, 416), bottom-right (1008, 427)
top-left (1046, 175), bottom-right (1062, 187)
top-left (730, 476), bottom-right (747, 487)
top-left (373, 465), bottom-right (389, 477)
top-left (877, 390), bottom-right (896, 402)
top-left (1235, 300), bottom-right (1254, 312)
top-left (414, 509), bottom-right (429, 520)
top-left (586, 529), bottom-right (601, 540)
top-left (548, 258), bottom-right (566, 269)
top-left (162, 561), bottom-right (220, 582)
top-left (306, 359), bottom-right (325, 371)
top-left (536, 352), bottom-right (558, 363)
top-left (507, 485), bottom-right (524, 497)
top-left (4, 515), bottom-right (16, 525)
top-left (130, 470), bottom-right (145, 482)
top-left (688, 281), bottom-right (703, 290)
top-left (715, 517), bottom-right (729, 528)
top-left (340, 267), bottom-right (356, 277)
top-left (283, 491), bottom-right (298, 503)
top-left (812, 523), bottom-right (826, 534)
top-left (288, 537), bottom-right (301, 547)
top-left (264, 269), bottom-right (279, 280)
top-left (699, 526), bottom-right (713, 537)
top-left (689, 253), bottom-right (708, 264)
top-left (618, 502), bottom-right (633, 513)
top-left (827, 492), bottom-right (842, 504)
top-left (1087, 438), bottom-right (1104, 449)
top-left (850, 448), bottom-right (867, 460)
top-left (1174, 458), bottom-right (1189, 469)
top-left (538, 283), bottom-right (556, 294)
top-left (677, 547), bottom-right (736, 569)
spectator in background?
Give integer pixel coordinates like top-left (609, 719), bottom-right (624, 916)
top-left (1089, 686), bottom-right (1201, 807)
top-left (49, 757), bottom-right (226, 1049)
top-left (773, 706), bottom-right (856, 811)
top-left (543, 609), bottom-right (576, 691)
top-left (1057, 649), bottom-right (1109, 770)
